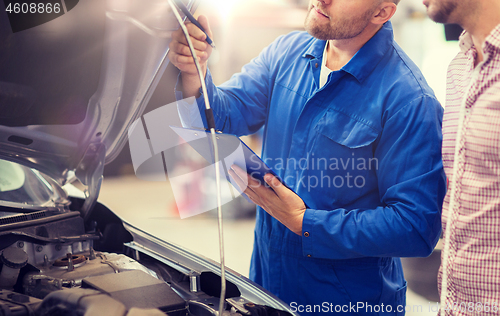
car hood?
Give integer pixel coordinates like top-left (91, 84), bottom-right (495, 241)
top-left (0, 0), bottom-right (189, 212)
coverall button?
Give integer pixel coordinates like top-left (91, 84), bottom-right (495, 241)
top-left (304, 232), bottom-right (310, 237)
top-left (307, 254), bottom-right (311, 257)
top-left (315, 63), bottom-right (318, 68)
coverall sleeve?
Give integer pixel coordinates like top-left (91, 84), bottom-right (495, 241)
top-left (301, 95), bottom-right (446, 259)
top-left (175, 35), bottom-right (286, 136)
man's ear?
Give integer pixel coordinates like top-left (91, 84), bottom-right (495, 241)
top-left (372, 2), bottom-right (397, 25)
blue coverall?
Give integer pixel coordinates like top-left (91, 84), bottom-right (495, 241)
top-left (177, 21), bottom-right (446, 315)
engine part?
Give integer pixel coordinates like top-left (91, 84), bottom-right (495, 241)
top-left (226, 298), bottom-right (251, 315)
top-left (37, 288), bottom-right (126, 316)
top-left (23, 251), bottom-right (157, 299)
top-left (0, 289), bottom-right (41, 316)
top-left (0, 247), bottom-right (28, 289)
top-left (37, 288), bottom-right (169, 316)
top-left (82, 270), bottom-right (187, 315)
top-left (53, 253), bottom-right (86, 267)
top-left (190, 271), bottom-right (201, 293)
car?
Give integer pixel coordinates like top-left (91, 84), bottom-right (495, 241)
top-left (0, 0), bottom-right (297, 315)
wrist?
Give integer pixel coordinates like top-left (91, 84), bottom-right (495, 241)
top-left (181, 69), bottom-right (206, 98)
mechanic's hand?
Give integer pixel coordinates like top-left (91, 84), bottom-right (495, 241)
top-left (229, 165), bottom-right (306, 235)
top-left (168, 15), bottom-right (213, 98)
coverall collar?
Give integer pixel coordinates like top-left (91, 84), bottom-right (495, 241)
top-left (302, 21), bottom-right (394, 83)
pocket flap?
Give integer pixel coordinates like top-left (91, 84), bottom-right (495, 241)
top-left (316, 109), bottom-right (380, 148)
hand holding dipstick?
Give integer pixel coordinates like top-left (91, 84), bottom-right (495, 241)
top-left (172, 0), bottom-right (215, 48)
top-left (168, 7), bottom-right (214, 98)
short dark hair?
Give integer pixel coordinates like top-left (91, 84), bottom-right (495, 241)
top-left (380, 0), bottom-right (400, 5)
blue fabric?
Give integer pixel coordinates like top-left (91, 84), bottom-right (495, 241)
top-left (176, 22), bottom-right (445, 315)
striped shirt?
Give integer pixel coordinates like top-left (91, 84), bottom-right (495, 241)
top-left (439, 23), bottom-right (500, 315)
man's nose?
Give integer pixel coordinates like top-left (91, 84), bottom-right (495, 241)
top-left (317, 0), bottom-right (331, 5)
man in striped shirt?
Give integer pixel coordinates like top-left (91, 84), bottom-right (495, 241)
top-left (424, 0), bottom-right (500, 314)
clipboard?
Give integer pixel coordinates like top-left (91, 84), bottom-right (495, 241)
top-left (170, 126), bottom-right (290, 202)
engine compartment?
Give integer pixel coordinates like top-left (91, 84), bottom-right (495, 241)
top-left (0, 199), bottom-right (292, 316)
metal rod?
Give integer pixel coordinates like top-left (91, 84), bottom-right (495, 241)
top-left (167, 2), bottom-right (226, 314)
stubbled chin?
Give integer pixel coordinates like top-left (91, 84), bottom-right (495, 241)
top-left (426, 7), bottom-right (446, 23)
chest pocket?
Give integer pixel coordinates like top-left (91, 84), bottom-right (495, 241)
top-left (315, 108), bottom-right (380, 149)
top-left (307, 108), bottom-right (380, 207)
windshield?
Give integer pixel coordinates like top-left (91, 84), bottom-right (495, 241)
top-left (0, 159), bottom-right (67, 210)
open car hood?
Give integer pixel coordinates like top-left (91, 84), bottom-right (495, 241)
top-left (0, 0), bottom-right (190, 212)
